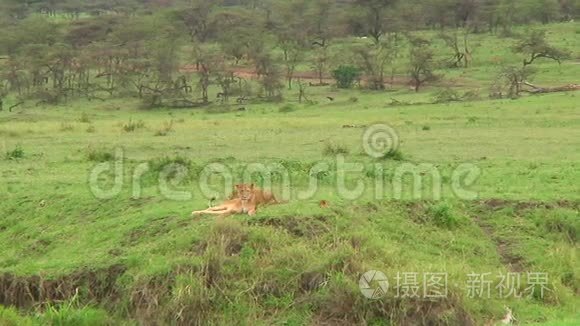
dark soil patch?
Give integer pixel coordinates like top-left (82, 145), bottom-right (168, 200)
top-left (192, 221), bottom-right (249, 257)
top-left (473, 215), bottom-right (526, 273)
top-left (1, 264), bottom-right (205, 325)
top-left (401, 201), bottom-right (432, 224)
top-left (494, 238), bottom-right (526, 273)
top-left (0, 264), bottom-right (126, 309)
top-left (129, 273), bottom-right (175, 323)
top-left (248, 215), bottom-right (331, 239)
top-left (122, 215), bottom-right (179, 246)
top-left (472, 198), bottom-right (579, 272)
top-left (478, 198), bottom-right (579, 213)
top-left (299, 271), bottom-right (328, 293)
top-left (313, 287), bottom-right (473, 326)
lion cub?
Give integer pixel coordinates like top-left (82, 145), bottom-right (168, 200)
top-left (192, 184), bottom-right (257, 217)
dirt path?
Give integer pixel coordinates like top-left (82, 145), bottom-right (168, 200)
top-left (474, 215), bottom-right (526, 272)
top-left (180, 64), bottom-right (486, 89)
top-left (180, 65), bottom-right (412, 86)
top-left (472, 199), bottom-right (529, 272)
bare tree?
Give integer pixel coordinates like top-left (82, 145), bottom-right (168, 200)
top-left (491, 65), bottom-right (536, 98)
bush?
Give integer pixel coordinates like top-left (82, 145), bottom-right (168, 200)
top-left (323, 141), bottom-right (349, 156)
top-left (5, 146), bottom-right (24, 160)
top-left (434, 88), bottom-right (481, 103)
top-left (379, 149), bottom-right (404, 161)
top-left (433, 88), bottom-right (462, 103)
top-left (86, 146), bottom-right (114, 162)
top-left (155, 120), bottom-right (174, 136)
top-left (147, 155), bottom-right (199, 182)
top-left (428, 202), bottom-right (460, 229)
top-left (278, 104), bottom-right (296, 113)
top-left (542, 213), bottom-right (578, 243)
top-left (0, 305), bottom-right (30, 326)
top-left (332, 65), bottom-right (360, 89)
top-left (78, 112), bottom-right (91, 123)
top-left (59, 122), bottom-right (75, 132)
top-left (122, 119), bottom-right (145, 132)
top-left (37, 304), bottom-right (111, 326)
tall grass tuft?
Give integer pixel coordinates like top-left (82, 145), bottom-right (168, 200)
top-left (428, 202), bottom-right (461, 229)
top-left (5, 146), bottom-right (24, 160)
top-left (122, 119), bottom-right (145, 132)
top-left (155, 120), bottom-right (174, 136)
top-left (86, 146), bottom-right (114, 162)
top-left (379, 148), bottom-right (404, 161)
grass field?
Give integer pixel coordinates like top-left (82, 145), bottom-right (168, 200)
top-left (0, 23), bottom-right (579, 325)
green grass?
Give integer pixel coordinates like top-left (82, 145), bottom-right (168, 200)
top-left (1, 22), bottom-right (579, 325)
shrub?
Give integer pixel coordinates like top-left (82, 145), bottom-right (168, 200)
top-left (155, 120), bottom-right (174, 136)
top-left (433, 88), bottom-right (462, 103)
top-left (0, 304), bottom-right (29, 326)
top-left (278, 104), bottom-right (295, 113)
top-left (379, 148), bottom-right (404, 161)
top-left (332, 65), bottom-right (360, 89)
top-left (86, 146), bottom-right (114, 162)
top-left (147, 155), bottom-right (199, 182)
top-left (5, 146), bottom-right (24, 160)
top-left (122, 119), bottom-right (145, 132)
top-left (78, 112), bottom-right (91, 123)
top-left (323, 141), bottom-right (349, 156)
top-left (205, 106), bottom-right (231, 114)
top-left (422, 125), bottom-right (431, 131)
top-left (59, 122), bottom-right (74, 131)
top-left (37, 304), bottom-right (111, 326)
top-left (542, 213), bottom-right (578, 243)
top-left (428, 202), bottom-right (460, 229)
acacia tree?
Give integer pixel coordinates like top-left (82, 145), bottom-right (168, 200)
top-left (408, 40), bottom-right (438, 92)
top-left (311, 46), bottom-right (329, 85)
top-left (353, 43), bottom-right (391, 90)
top-left (272, 0), bottom-right (308, 90)
top-left (514, 30), bottom-right (569, 67)
top-left (439, 29), bottom-right (473, 68)
top-left (384, 33), bottom-right (402, 88)
top-left (353, 0), bottom-right (397, 44)
top-left (171, 0), bottom-right (214, 43)
top-left (213, 7), bottom-right (263, 65)
top-left (307, 0), bottom-right (340, 47)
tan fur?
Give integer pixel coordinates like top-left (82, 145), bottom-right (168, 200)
top-left (229, 183), bottom-right (280, 206)
top-left (192, 184), bottom-right (257, 217)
